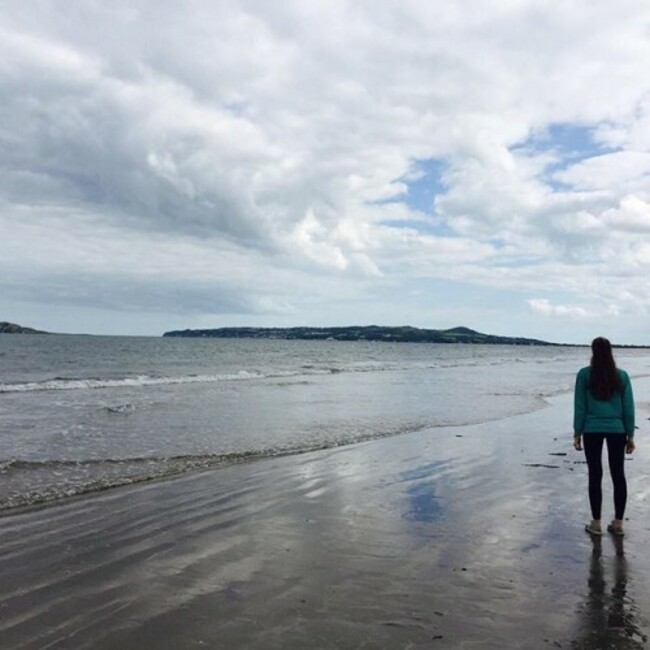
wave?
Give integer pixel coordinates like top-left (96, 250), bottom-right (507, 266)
top-left (0, 370), bottom-right (282, 393)
top-left (1, 419), bottom-right (433, 473)
top-left (104, 403), bottom-right (138, 414)
top-left (0, 367), bottom-right (386, 393)
top-left (0, 355), bottom-right (547, 394)
top-left (0, 422), bottom-right (440, 511)
top-left (0, 452), bottom-right (267, 473)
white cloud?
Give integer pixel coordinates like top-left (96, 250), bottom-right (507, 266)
top-left (553, 152), bottom-right (650, 191)
top-left (601, 195), bottom-right (650, 232)
top-left (527, 299), bottom-right (591, 319)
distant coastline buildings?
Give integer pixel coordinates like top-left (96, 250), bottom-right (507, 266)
top-left (162, 325), bottom-right (556, 345)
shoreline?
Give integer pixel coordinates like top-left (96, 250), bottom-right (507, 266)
top-left (1, 389), bottom-right (649, 649)
top-left (1, 398), bottom-right (554, 515)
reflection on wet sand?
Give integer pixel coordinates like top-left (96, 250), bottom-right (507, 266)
top-left (572, 535), bottom-right (647, 649)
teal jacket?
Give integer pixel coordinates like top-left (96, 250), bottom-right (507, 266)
top-left (573, 367), bottom-right (635, 437)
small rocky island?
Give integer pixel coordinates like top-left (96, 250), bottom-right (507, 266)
top-left (163, 325), bottom-right (555, 345)
top-left (0, 321), bottom-right (48, 334)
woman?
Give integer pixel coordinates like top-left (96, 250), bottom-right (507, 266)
top-left (574, 337), bottom-right (635, 536)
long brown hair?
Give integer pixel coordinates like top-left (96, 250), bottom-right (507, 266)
top-left (588, 337), bottom-right (622, 400)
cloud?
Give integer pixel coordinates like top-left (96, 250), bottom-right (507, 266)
top-left (552, 152), bottom-right (650, 192)
top-left (3, 1), bottom-right (650, 339)
top-left (527, 299), bottom-right (592, 319)
top-left (527, 297), bottom-right (627, 321)
top-left (601, 195), bottom-right (650, 233)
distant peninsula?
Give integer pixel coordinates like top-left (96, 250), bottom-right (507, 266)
top-left (163, 325), bottom-right (557, 345)
top-left (0, 321), bottom-right (48, 334)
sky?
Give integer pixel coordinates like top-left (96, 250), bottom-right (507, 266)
top-left (2, 1), bottom-right (650, 344)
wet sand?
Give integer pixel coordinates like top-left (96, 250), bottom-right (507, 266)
top-left (2, 390), bottom-right (649, 649)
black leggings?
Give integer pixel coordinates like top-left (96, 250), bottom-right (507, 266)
top-left (583, 433), bottom-right (627, 521)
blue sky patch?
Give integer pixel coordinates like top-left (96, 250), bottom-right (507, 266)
top-left (403, 157), bottom-right (448, 213)
top-left (377, 158), bottom-right (452, 233)
top-left (371, 157), bottom-right (448, 213)
top-left (519, 123), bottom-right (611, 161)
top-left (514, 122), bottom-right (618, 191)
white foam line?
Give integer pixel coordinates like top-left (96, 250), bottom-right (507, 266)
top-left (0, 371), bottom-right (271, 393)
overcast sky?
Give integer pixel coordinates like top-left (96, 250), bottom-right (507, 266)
top-left (2, 1), bottom-right (650, 343)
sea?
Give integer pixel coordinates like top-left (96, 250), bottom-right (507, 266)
top-left (1, 334), bottom-right (649, 512)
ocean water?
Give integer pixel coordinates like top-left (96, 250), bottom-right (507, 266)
top-left (1, 335), bottom-right (648, 511)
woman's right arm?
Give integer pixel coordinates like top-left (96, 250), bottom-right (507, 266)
top-left (573, 369), bottom-right (587, 436)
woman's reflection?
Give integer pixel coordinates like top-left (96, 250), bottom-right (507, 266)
top-left (572, 535), bottom-right (646, 649)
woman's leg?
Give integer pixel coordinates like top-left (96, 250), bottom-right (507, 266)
top-left (606, 434), bottom-right (627, 521)
top-left (584, 434), bottom-right (605, 520)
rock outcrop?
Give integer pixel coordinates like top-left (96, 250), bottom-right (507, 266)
top-left (0, 321), bottom-right (48, 334)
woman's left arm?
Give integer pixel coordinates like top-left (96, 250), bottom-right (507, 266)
top-left (622, 372), bottom-right (635, 438)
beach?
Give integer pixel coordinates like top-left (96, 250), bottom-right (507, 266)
top-left (2, 387), bottom-right (649, 650)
